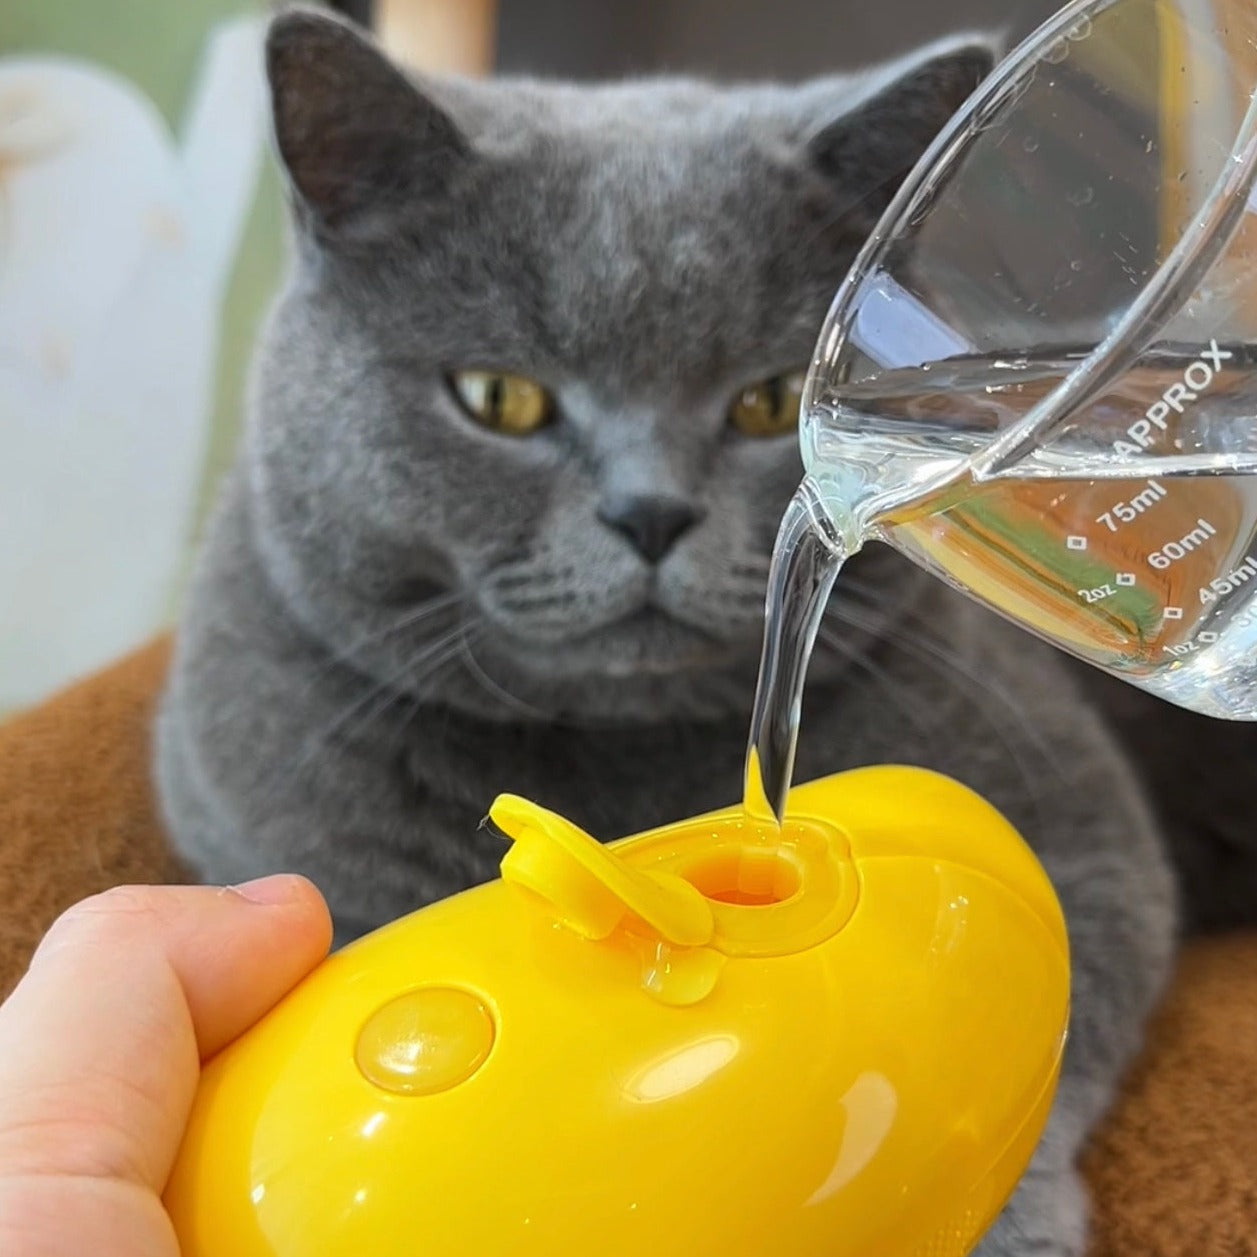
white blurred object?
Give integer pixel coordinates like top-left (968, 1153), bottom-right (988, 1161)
top-left (0, 17), bottom-right (268, 710)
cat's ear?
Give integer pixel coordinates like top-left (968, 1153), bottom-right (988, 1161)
top-left (266, 7), bottom-right (468, 241)
top-left (806, 37), bottom-right (998, 215)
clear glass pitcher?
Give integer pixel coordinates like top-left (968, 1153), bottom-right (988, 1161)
top-left (803, 0), bottom-right (1257, 718)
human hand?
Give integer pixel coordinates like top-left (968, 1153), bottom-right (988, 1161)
top-left (0, 877), bottom-right (331, 1256)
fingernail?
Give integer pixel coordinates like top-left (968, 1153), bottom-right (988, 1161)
top-left (227, 874), bottom-right (306, 906)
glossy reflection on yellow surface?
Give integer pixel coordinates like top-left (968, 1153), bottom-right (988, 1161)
top-left (165, 766), bottom-right (1070, 1257)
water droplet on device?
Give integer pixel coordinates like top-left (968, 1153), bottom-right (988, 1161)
top-left (638, 940), bottom-right (725, 1006)
top-left (1022, 136), bottom-right (1040, 154)
top-left (1067, 185), bottom-right (1094, 206)
top-left (1044, 38), bottom-right (1070, 64)
top-left (1070, 260), bottom-right (1083, 272)
top-left (1067, 16), bottom-right (1092, 39)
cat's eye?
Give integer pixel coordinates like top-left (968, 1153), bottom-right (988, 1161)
top-left (449, 370), bottom-right (555, 436)
top-left (728, 372), bottom-right (805, 438)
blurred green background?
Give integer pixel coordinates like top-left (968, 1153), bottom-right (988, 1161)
top-left (1, 0), bottom-right (285, 536)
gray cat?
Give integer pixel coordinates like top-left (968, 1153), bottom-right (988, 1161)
top-left (155, 10), bottom-right (1176, 1255)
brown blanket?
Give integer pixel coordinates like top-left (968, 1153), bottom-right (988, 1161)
top-left (1, 640), bottom-right (1255, 1254)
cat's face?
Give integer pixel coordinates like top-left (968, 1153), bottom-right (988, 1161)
top-left (249, 10), bottom-right (991, 721)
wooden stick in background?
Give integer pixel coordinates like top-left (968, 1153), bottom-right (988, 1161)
top-left (376, 0), bottom-right (498, 76)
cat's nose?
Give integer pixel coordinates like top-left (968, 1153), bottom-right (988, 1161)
top-left (598, 495), bottom-right (704, 563)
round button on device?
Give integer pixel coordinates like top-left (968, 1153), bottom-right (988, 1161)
top-left (355, 987), bottom-right (495, 1096)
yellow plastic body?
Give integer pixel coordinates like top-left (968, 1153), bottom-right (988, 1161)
top-left (165, 767), bottom-right (1069, 1257)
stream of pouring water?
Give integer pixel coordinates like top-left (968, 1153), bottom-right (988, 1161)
top-left (744, 481), bottom-right (850, 826)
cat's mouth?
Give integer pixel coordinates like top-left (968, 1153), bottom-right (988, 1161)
top-left (596, 608), bottom-right (731, 676)
top-left (488, 606), bottom-right (739, 680)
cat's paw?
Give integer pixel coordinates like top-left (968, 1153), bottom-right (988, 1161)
top-left (973, 1161), bottom-right (1087, 1257)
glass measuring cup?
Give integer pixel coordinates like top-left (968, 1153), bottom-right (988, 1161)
top-left (803, 0), bottom-right (1257, 719)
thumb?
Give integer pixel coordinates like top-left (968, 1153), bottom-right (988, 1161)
top-left (0, 877), bottom-right (331, 1193)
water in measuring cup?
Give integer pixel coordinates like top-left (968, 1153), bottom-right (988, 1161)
top-left (746, 346), bottom-right (1257, 823)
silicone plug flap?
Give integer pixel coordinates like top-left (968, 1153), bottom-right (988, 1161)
top-left (489, 795), bottom-right (715, 947)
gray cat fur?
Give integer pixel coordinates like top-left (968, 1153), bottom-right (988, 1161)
top-left (155, 12), bottom-right (1176, 1254)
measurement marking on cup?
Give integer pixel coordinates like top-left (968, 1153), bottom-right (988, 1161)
top-left (1077, 583), bottom-right (1118, 604)
top-left (1095, 480), bottom-right (1167, 533)
top-left (1164, 626), bottom-right (1220, 657)
top-left (1147, 518), bottom-right (1217, 570)
top-left (1199, 555), bottom-right (1257, 603)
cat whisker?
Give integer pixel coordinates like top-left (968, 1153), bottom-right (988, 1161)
top-left (379, 625), bottom-right (483, 760)
top-left (389, 623), bottom-right (475, 700)
top-left (272, 677), bottom-right (403, 792)
top-left (823, 597), bottom-right (1065, 837)
top-left (459, 629), bottom-right (559, 722)
top-left (295, 590), bottom-right (465, 695)
top-left (828, 594), bottom-right (1058, 762)
top-left (814, 625), bottom-right (936, 741)
top-left (378, 689), bottom-right (427, 767)
top-left (277, 623), bottom-right (472, 787)
top-left (825, 593), bottom-right (1044, 744)
top-left (375, 627), bottom-right (481, 759)
top-left (796, 166), bottom-right (917, 255)
top-left (335, 626), bottom-right (475, 752)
